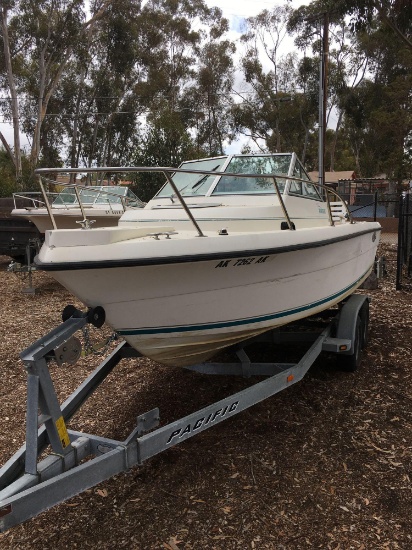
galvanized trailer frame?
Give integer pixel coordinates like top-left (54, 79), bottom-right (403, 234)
top-left (0, 294), bottom-right (369, 532)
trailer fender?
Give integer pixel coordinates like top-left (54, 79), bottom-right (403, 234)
top-left (336, 294), bottom-right (370, 356)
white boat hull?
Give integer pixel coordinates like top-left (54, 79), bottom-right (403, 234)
top-left (40, 223), bottom-right (381, 367)
top-left (12, 208), bottom-right (123, 233)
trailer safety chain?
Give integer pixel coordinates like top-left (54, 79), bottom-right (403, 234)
top-left (81, 325), bottom-right (118, 356)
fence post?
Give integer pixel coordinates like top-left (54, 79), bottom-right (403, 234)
top-left (373, 191), bottom-right (378, 221)
top-left (406, 194), bottom-right (410, 276)
top-left (396, 195), bottom-right (404, 290)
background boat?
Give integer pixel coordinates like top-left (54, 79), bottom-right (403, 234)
top-left (12, 184), bottom-right (145, 233)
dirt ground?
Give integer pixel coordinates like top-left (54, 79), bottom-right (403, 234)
top-left (0, 245), bottom-right (411, 550)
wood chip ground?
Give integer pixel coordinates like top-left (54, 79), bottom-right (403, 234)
top-left (0, 244), bottom-right (411, 549)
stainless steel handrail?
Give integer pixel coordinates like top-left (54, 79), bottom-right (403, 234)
top-left (14, 181), bottom-right (145, 212)
top-left (38, 177), bottom-right (57, 230)
top-left (272, 176), bottom-right (294, 230)
top-left (34, 166), bottom-right (353, 232)
top-left (13, 192), bottom-right (47, 209)
top-left (163, 171), bottom-right (205, 237)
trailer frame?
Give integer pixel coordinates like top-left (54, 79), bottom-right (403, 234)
top-left (0, 293), bottom-right (369, 532)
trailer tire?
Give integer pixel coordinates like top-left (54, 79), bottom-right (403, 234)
top-left (359, 301), bottom-right (369, 349)
top-left (337, 315), bottom-right (363, 372)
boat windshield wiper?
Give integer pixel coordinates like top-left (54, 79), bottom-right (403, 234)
top-left (192, 165), bottom-right (221, 190)
top-left (170, 164), bottom-right (221, 202)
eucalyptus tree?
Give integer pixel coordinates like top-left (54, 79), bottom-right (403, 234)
top-left (341, 25), bottom-right (412, 179)
top-left (231, 3), bottom-right (323, 162)
top-left (332, 0), bottom-right (411, 49)
top-left (132, 112), bottom-right (201, 202)
top-left (288, 4), bottom-right (375, 172)
top-left (133, 0), bottom-right (234, 162)
top-left (73, 0), bottom-right (146, 170)
top-left (137, 0), bottom-right (234, 148)
top-left (183, 18), bottom-right (236, 156)
top-left (291, 0), bottom-right (412, 178)
top-left (0, 0), bottom-right (113, 177)
top-left (0, 1), bottom-right (22, 179)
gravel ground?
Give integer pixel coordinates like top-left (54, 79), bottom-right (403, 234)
top-left (0, 246), bottom-right (411, 550)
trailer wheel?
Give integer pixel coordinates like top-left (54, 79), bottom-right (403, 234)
top-left (337, 315), bottom-right (363, 372)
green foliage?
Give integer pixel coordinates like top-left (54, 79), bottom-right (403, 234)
top-left (338, 23), bottom-right (412, 178)
top-left (0, 149), bottom-right (16, 197)
top-left (0, 0), bottom-right (410, 183)
top-left (0, 149), bottom-right (37, 197)
top-left (131, 110), bottom-right (204, 201)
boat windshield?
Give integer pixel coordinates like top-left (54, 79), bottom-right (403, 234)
top-left (154, 154), bottom-right (314, 198)
top-left (52, 186), bottom-right (142, 207)
top-left (156, 157), bottom-right (228, 198)
top-left (212, 155), bottom-right (292, 195)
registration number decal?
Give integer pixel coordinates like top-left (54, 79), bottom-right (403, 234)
top-left (215, 255), bottom-right (270, 268)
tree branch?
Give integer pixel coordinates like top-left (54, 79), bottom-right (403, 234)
top-left (0, 130), bottom-right (16, 167)
top-left (376, 5), bottom-right (412, 49)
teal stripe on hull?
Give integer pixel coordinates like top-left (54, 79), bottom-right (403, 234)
top-left (118, 268), bottom-right (370, 337)
top-left (122, 217), bottom-right (325, 222)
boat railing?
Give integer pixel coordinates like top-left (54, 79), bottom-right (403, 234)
top-left (34, 166), bottom-right (353, 234)
top-left (13, 191), bottom-right (48, 209)
top-left (14, 181), bottom-right (145, 216)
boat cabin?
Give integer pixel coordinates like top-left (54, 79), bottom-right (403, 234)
top-left (155, 153), bottom-right (321, 199)
top-left (119, 153), bottom-right (339, 232)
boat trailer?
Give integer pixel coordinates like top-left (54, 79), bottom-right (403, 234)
top-left (0, 294), bottom-right (370, 531)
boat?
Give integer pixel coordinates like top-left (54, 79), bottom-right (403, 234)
top-left (0, 197), bottom-right (41, 261)
top-left (34, 153), bottom-right (381, 367)
top-left (11, 183), bottom-right (145, 233)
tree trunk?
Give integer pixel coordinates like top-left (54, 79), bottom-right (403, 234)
top-left (69, 69), bottom-right (86, 183)
top-left (1, 6), bottom-right (22, 184)
top-left (299, 106), bottom-right (309, 165)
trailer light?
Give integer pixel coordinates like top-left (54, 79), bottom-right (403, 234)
top-left (339, 345), bottom-right (348, 351)
top-left (287, 375), bottom-right (294, 383)
top-left (0, 504), bottom-right (12, 517)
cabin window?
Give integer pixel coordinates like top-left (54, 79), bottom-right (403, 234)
top-left (95, 187), bottom-right (125, 204)
top-left (289, 160), bottom-right (322, 200)
top-left (289, 181), bottom-right (303, 195)
top-left (303, 182), bottom-right (321, 199)
top-left (125, 188), bottom-right (144, 207)
top-left (212, 155), bottom-right (291, 195)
